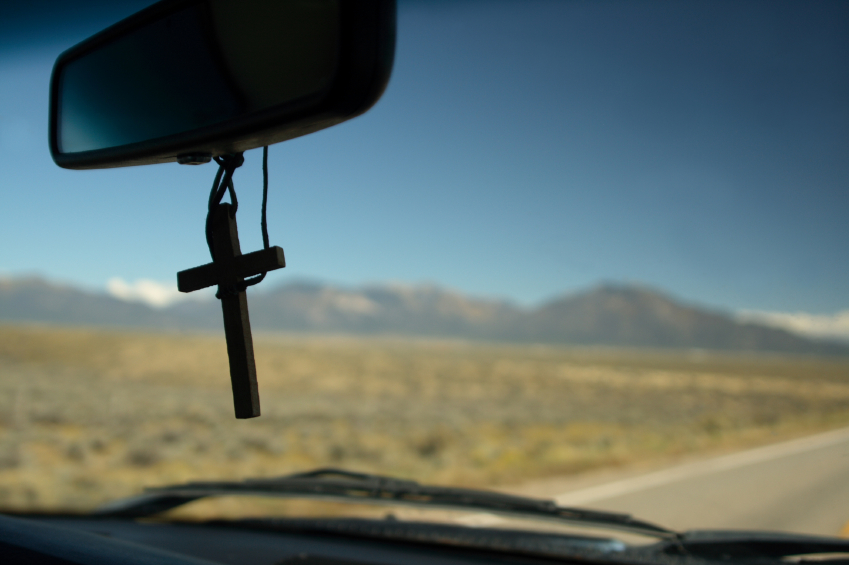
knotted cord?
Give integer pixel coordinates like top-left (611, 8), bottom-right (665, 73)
top-left (205, 147), bottom-right (271, 299)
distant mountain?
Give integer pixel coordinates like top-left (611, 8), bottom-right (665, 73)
top-left (521, 285), bottom-right (844, 354)
top-left (0, 277), bottom-right (185, 329)
top-left (247, 281), bottom-right (521, 338)
top-left (0, 276), bottom-right (845, 355)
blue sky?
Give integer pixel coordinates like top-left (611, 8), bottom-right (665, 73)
top-left (0, 0), bottom-right (847, 315)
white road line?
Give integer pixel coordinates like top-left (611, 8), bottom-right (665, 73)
top-left (554, 426), bottom-right (849, 506)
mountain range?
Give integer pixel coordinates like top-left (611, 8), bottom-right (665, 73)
top-left (0, 276), bottom-right (845, 355)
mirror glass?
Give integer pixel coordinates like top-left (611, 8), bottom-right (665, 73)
top-left (56, 0), bottom-right (340, 154)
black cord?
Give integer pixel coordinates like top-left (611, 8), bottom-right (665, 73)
top-left (206, 153), bottom-right (244, 261)
top-left (261, 145), bottom-right (270, 249)
top-left (241, 146), bottom-right (270, 288)
top-left (205, 165), bottom-right (225, 260)
top-left (205, 148), bottom-right (271, 299)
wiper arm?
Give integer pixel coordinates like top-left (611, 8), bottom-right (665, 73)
top-left (94, 468), bottom-right (675, 539)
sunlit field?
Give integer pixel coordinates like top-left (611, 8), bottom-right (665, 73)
top-left (1, 323), bottom-right (848, 513)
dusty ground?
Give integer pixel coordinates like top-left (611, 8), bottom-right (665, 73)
top-left (1, 323), bottom-right (848, 515)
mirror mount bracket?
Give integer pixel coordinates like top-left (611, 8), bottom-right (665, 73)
top-left (177, 153), bottom-right (212, 166)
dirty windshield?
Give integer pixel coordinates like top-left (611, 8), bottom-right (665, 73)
top-left (1, 0), bottom-right (848, 542)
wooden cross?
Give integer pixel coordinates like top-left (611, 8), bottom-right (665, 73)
top-left (177, 202), bottom-right (285, 419)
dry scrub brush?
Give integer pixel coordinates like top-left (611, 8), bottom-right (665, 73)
top-left (0, 324), bottom-right (848, 512)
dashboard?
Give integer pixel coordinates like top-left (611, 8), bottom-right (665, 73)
top-left (0, 513), bottom-right (626, 565)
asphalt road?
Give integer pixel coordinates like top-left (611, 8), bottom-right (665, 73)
top-left (550, 427), bottom-right (849, 537)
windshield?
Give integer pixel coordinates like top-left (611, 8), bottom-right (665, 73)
top-left (1, 0), bottom-right (848, 546)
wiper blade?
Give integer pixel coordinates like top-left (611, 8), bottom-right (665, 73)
top-left (652, 530), bottom-right (849, 560)
top-left (94, 468), bottom-right (675, 539)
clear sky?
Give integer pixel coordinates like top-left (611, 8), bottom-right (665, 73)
top-left (0, 0), bottom-right (847, 314)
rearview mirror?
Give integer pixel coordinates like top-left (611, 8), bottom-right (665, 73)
top-left (49, 0), bottom-right (395, 169)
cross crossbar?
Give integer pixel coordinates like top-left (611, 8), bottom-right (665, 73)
top-left (177, 246), bottom-right (285, 292)
top-left (177, 203), bottom-right (285, 419)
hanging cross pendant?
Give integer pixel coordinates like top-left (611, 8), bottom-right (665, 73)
top-left (177, 203), bottom-right (285, 418)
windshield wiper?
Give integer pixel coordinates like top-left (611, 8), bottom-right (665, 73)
top-left (94, 467), bottom-right (675, 539)
top-left (650, 530), bottom-right (849, 561)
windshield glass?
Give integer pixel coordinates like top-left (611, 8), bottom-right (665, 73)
top-left (0, 0), bottom-right (848, 544)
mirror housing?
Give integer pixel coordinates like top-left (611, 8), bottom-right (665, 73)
top-left (49, 0), bottom-right (395, 170)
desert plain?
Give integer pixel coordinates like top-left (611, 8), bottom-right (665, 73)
top-left (0, 323), bottom-right (848, 516)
